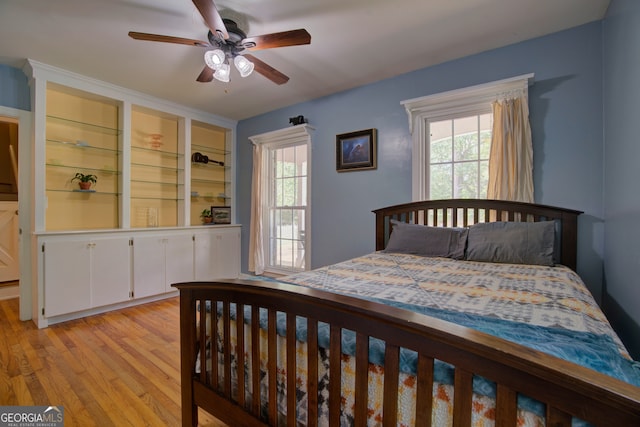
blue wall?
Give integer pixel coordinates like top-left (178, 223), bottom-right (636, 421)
top-left (603, 0), bottom-right (640, 358)
top-left (237, 22), bottom-right (606, 300)
top-left (0, 64), bottom-right (30, 111)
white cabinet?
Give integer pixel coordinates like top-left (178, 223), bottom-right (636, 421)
top-left (195, 226), bottom-right (240, 280)
top-left (38, 226), bottom-right (239, 325)
top-left (43, 236), bottom-right (131, 317)
top-left (132, 232), bottom-right (194, 298)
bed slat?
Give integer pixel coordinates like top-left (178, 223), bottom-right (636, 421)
top-left (496, 384), bottom-right (518, 427)
top-left (382, 344), bottom-right (400, 426)
top-left (307, 320), bottom-right (319, 427)
top-left (268, 309), bottom-right (277, 425)
top-left (355, 332), bottom-right (369, 427)
top-left (329, 325), bottom-right (341, 426)
top-left (223, 301), bottom-right (232, 395)
top-left (286, 313), bottom-right (296, 427)
top-left (236, 303), bottom-right (245, 407)
top-left (251, 305), bottom-right (261, 417)
top-left (453, 368), bottom-right (473, 427)
top-left (415, 354), bottom-right (434, 427)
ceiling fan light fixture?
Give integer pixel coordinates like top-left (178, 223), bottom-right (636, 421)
top-left (213, 62), bottom-right (231, 82)
top-left (234, 55), bottom-right (254, 78)
top-left (204, 49), bottom-right (226, 70)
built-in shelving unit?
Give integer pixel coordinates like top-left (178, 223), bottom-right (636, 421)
top-left (130, 106), bottom-right (183, 228)
top-left (45, 84), bottom-right (121, 231)
top-left (190, 120), bottom-right (231, 226)
top-left (27, 60), bottom-right (239, 328)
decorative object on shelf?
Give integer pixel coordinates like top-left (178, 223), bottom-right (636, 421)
top-left (289, 115), bottom-right (307, 125)
top-left (192, 151), bottom-right (224, 166)
top-left (147, 133), bottom-right (163, 149)
top-left (71, 172), bottom-right (98, 190)
top-left (211, 206), bottom-right (231, 224)
top-left (200, 208), bottom-right (213, 224)
top-left (336, 128), bottom-right (377, 172)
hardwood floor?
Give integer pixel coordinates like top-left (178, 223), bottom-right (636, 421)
top-left (0, 296), bottom-right (226, 427)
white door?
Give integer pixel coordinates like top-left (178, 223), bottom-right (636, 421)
top-left (0, 201), bottom-right (19, 282)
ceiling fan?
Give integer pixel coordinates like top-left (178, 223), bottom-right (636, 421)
top-left (128, 0), bottom-right (311, 84)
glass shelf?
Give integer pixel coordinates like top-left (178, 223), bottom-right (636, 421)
top-left (191, 162), bottom-right (230, 170)
top-left (47, 138), bottom-right (121, 154)
top-left (47, 115), bottom-right (122, 135)
top-left (131, 195), bottom-right (185, 201)
top-left (46, 163), bottom-right (120, 175)
top-left (46, 188), bottom-right (121, 196)
top-left (132, 145), bottom-right (185, 157)
top-left (131, 162), bottom-right (183, 173)
top-left (131, 179), bottom-right (184, 186)
top-left (191, 143), bottom-right (230, 155)
top-left (192, 178), bottom-right (230, 185)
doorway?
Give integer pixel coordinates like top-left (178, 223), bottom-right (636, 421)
top-left (0, 107), bottom-right (32, 321)
top-left (0, 118), bottom-right (19, 297)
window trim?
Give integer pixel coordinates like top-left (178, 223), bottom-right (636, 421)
top-left (401, 73), bottom-right (533, 201)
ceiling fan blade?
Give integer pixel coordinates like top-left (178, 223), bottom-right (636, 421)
top-left (192, 0), bottom-right (229, 39)
top-left (242, 29), bottom-right (311, 51)
top-left (196, 66), bottom-right (214, 82)
top-left (128, 31), bottom-right (210, 47)
top-left (243, 54), bottom-right (290, 85)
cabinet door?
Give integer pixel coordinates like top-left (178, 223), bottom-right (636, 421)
top-left (211, 228), bottom-right (240, 279)
top-left (165, 234), bottom-right (194, 291)
top-left (194, 231), bottom-right (213, 280)
top-left (132, 236), bottom-right (166, 298)
top-left (91, 237), bottom-right (131, 307)
top-left (43, 239), bottom-right (91, 317)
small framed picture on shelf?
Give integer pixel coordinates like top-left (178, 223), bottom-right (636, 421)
top-left (211, 206), bottom-right (231, 224)
top-left (336, 128), bottom-right (377, 172)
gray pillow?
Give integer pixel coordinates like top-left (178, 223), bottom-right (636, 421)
top-left (385, 220), bottom-right (468, 260)
top-left (465, 221), bottom-right (555, 266)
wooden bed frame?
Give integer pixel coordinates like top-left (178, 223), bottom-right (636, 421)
top-left (173, 199), bottom-right (640, 426)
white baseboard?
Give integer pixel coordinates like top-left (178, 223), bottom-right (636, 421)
top-left (0, 285), bottom-right (19, 301)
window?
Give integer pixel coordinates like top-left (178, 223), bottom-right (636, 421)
top-left (249, 125), bottom-right (312, 275)
top-left (428, 113), bottom-right (492, 199)
top-left (401, 74), bottom-right (533, 201)
top-left (267, 143), bottom-right (308, 271)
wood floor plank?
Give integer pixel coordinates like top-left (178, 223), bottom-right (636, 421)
top-left (0, 296), bottom-right (228, 427)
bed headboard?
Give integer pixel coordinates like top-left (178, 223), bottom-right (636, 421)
top-left (373, 199), bottom-right (583, 270)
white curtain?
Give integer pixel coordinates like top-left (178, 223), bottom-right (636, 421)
top-left (248, 143), bottom-right (265, 274)
top-left (487, 94), bottom-right (534, 203)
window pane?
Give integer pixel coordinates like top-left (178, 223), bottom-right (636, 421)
top-left (295, 145), bottom-right (307, 176)
top-left (480, 113), bottom-right (492, 159)
top-left (430, 163), bottom-right (452, 199)
top-left (430, 120), bottom-right (452, 163)
top-left (454, 162), bottom-right (478, 198)
top-left (479, 160), bottom-right (489, 198)
top-left (454, 116), bottom-right (478, 161)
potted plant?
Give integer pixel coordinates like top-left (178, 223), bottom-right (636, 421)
top-left (200, 208), bottom-right (213, 224)
top-left (71, 172), bottom-right (98, 190)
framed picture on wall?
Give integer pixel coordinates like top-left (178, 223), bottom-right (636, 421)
top-left (336, 128), bottom-right (377, 172)
top-left (211, 206), bottom-right (231, 224)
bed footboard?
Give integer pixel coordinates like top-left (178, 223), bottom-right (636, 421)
top-left (173, 279), bottom-right (640, 427)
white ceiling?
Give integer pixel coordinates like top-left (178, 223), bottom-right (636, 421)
top-left (0, 0), bottom-right (610, 121)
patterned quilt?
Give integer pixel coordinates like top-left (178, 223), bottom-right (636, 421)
top-left (205, 253), bottom-right (640, 426)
